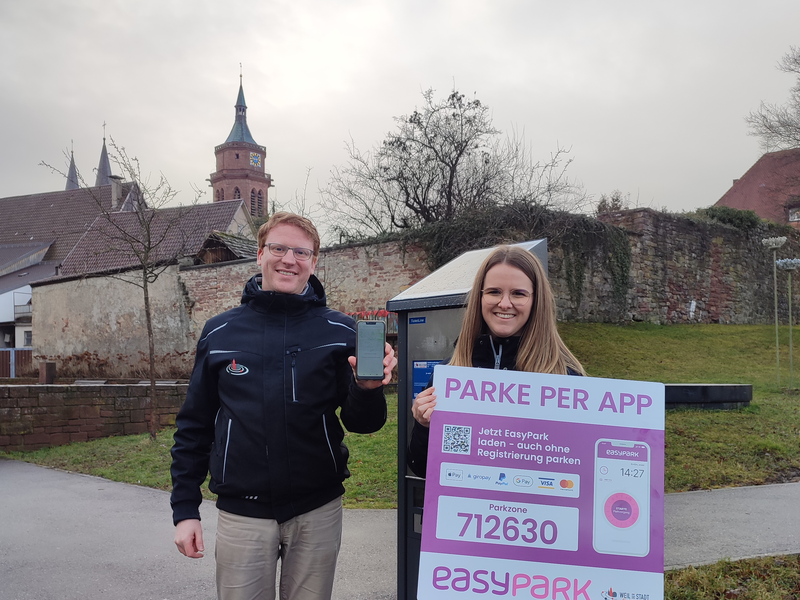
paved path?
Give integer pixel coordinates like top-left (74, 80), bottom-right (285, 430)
top-left (1, 459), bottom-right (798, 599)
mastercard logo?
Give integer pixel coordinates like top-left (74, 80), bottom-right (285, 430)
top-left (559, 479), bottom-right (575, 489)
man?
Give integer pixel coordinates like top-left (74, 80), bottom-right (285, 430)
top-left (171, 212), bottom-right (396, 600)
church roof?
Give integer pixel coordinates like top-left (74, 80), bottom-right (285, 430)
top-left (66, 152), bottom-right (79, 190)
top-left (224, 82), bottom-right (260, 146)
top-left (715, 148), bottom-right (800, 224)
top-left (58, 200), bottom-right (250, 277)
top-left (95, 138), bottom-right (113, 186)
top-left (0, 184), bottom-right (135, 263)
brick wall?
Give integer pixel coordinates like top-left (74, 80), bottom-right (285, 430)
top-left (316, 240), bottom-right (430, 313)
top-left (0, 384), bottom-right (187, 451)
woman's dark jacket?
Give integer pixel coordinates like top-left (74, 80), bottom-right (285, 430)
top-left (170, 274), bottom-right (387, 525)
top-left (407, 334), bottom-right (579, 477)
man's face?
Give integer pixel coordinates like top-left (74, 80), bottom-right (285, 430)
top-left (257, 223), bottom-right (318, 295)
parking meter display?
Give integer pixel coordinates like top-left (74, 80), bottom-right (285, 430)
top-left (356, 320), bottom-right (386, 380)
top-left (592, 439), bottom-right (651, 557)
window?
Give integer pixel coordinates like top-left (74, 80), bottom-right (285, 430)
top-left (790, 208), bottom-right (800, 222)
top-left (24, 331), bottom-right (32, 346)
top-left (235, 153), bottom-right (240, 159)
top-left (234, 187), bottom-right (241, 199)
top-left (250, 189), bottom-right (257, 216)
top-left (216, 188), bottom-right (225, 202)
top-left (257, 190), bottom-right (264, 216)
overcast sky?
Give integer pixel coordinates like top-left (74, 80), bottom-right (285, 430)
top-left (2, 0), bottom-right (799, 240)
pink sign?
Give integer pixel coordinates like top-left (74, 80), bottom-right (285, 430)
top-left (418, 365), bottom-right (665, 600)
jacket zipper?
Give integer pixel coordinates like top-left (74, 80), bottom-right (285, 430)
top-left (222, 418), bottom-right (232, 483)
top-left (322, 415), bottom-right (337, 471)
top-left (291, 352), bottom-right (298, 402)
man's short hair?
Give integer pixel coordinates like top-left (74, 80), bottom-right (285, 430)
top-left (257, 212), bottom-right (321, 256)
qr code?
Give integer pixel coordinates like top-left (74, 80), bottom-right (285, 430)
top-left (442, 424), bottom-right (472, 455)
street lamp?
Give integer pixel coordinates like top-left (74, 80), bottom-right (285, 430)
top-left (777, 258), bottom-right (800, 389)
top-left (763, 236), bottom-right (788, 386)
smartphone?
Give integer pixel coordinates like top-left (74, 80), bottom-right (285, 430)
top-left (592, 439), bottom-right (651, 557)
top-left (356, 320), bottom-right (386, 380)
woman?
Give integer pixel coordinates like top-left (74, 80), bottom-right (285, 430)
top-left (407, 245), bottom-right (586, 477)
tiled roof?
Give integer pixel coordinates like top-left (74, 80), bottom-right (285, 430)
top-left (203, 231), bottom-right (258, 259)
top-left (0, 184), bottom-right (134, 263)
top-left (0, 242), bottom-right (53, 277)
top-left (715, 148), bottom-right (800, 224)
top-left (59, 200), bottom-right (248, 276)
top-left (0, 261), bottom-right (58, 296)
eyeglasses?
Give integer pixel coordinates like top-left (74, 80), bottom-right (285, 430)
top-left (481, 288), bottom-right (533, 306)
top-left (263, 243), bottom-right (315, 261)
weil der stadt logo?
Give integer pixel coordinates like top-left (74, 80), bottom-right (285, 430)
top-left (226, 359), bottom-right (249, 376)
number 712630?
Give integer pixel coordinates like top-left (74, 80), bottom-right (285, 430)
top-left (457, 512), bottom-right (558, 545)
top-left (435, 496), bottom-right (579, 551)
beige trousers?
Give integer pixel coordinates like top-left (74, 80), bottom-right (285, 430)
top-left (215, 497), bottom-right (343, 600)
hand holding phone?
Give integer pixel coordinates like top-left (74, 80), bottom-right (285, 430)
top-left (355, 320), bottom-right (386, 380)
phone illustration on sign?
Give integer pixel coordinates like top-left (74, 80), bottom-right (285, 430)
top-left (592, 439), bottom-right (651, 557)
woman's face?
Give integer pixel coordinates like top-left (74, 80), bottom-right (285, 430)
top-left (480, 263), bottom-right (534, 338)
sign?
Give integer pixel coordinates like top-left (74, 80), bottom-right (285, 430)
top-left (413, 360), bottom-right (442, 398)
top-left (418, 365), bottom-right (665, 600)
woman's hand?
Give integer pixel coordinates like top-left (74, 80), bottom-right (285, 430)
top-left (411, 386), bottom-right (437, 427)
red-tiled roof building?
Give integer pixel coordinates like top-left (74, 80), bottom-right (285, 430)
top-left (715, 148), bottom-right (800, 227)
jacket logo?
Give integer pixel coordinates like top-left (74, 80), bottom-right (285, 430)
top-left (226, 359), bottom-right (249, 376)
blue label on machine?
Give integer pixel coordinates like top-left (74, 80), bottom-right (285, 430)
top-left (409, 317), bottom-right (427, 324)
top-left (412, 360), bottom-right (441, 398)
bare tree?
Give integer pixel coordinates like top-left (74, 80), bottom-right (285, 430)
top-left (319, 88), bottom-right (585, 243)
top-left (747, 46), bottom-right (800, 152)
top-left (43, 139), bottom-right (205, 440)
top-left (254, 167), bottom-right (318, 229)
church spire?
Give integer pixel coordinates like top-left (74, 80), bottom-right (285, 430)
top-left (66, 143), bottom-right (79, 190)
top-left (95, 125), bottom-right (113, 186)
top-left (225, 75), bottom-right (259, 145)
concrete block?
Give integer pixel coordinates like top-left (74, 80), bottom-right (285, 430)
top-left (39, 362), bottom-right (56, 384)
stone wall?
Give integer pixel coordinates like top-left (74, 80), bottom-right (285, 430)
top-left (0, 384), bottom-right (187, 451)
top-left (599, 208), bottom-right (794, 324)
top-left (29, 209), bottom-right (800, 377)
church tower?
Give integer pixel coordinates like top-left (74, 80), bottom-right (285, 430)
top-left (209, 76), bottom-right (273, 217)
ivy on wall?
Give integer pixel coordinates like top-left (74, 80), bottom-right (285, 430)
top-left (400, 202), bottom-right (632, 317)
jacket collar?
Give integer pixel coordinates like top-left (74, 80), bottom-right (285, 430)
top-left (241, 273), bottom-right (327, 314)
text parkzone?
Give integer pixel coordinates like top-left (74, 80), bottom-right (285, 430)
top-left (432, 566), bottom-right (590, 599)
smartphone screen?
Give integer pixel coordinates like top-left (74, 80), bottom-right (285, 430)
top-left (592, 439), bottom-right (651, 557)
top-left (356, 320), bottom-right (386, 380)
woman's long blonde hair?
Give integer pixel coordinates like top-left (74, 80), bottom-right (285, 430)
top-left (449, 245), bottom-right (586, 375)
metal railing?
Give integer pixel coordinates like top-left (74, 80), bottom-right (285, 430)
top-left (0, 349), bottom-right (33, 378)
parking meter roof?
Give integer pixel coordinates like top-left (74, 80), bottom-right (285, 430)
top-left (387, 239), bottom-right (546, 312)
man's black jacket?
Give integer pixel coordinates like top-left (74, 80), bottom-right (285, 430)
top-left (170, 274), bottom-right (387, 524)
